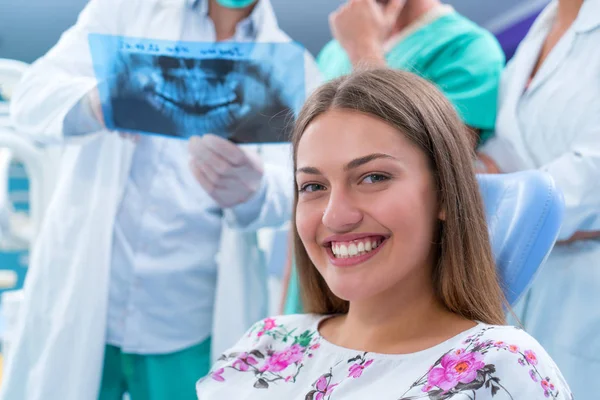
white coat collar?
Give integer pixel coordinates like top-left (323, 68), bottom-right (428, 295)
top-left (187, 0), bottom-right (280, 39)
top-left (574, 0), bottom-right (600, 33)
top-left (518, 0), bottom-right (599, 95)
top-left (534, 0), bottom-right (600, 35)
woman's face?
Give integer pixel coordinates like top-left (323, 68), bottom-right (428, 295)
top-left (295, 109), bottom-right (442, 303)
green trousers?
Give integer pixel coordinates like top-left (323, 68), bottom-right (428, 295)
top-left (98, 338), bottom-right (211, 400)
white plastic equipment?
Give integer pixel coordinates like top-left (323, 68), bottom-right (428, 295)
top-left (0, 58), bottom-right (60, 359)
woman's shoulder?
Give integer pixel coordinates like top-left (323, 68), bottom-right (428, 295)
top-left (248, 314), bottom-right (323, 336)
top-left (222, 314), bottom-right (325, 352)
top-left (436, 324), bottom-right (573, 399)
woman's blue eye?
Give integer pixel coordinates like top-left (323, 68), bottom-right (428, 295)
top-left (299, 183), bottom-right (325, 193)
top-left (362, 174), bottom-right (389, 184)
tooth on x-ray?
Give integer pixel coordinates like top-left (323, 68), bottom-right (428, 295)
top-left (88, 34), bottom-right (307, 143)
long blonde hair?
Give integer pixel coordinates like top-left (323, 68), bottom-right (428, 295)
top-left (291, 68), bottom-right (507, 325)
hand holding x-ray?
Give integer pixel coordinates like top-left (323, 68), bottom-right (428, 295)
top-left (84, 87), bottom-right (140, 142)
top-left (188, 134), bottom-right (264, 208)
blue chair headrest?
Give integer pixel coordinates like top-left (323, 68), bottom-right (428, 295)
top-left (478, 171), bottom-right (565, 306)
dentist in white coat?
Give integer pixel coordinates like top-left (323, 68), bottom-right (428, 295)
top-left (0, 0), bottom-right (320, 399)
top-left (478, 0), bottom-right (600, 398)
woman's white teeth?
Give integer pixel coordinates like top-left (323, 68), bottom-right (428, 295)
top-left (340, 245), bottom-right (348, 257)
top-left (349, 243), bottom-right (358, 256)
top-left (331, 239), bottom-right (383, 258)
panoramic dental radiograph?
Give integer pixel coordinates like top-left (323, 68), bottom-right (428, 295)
top-left (91, 37), bottom-right (306, 143)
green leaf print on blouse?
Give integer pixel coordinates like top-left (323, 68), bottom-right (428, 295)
top-left (209, 318), bottom-right (322, 388)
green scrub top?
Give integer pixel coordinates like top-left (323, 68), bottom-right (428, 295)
top-left (318, 10), bottom-right (504, 139)
top-left (284, 11), bottom-right (505, 315)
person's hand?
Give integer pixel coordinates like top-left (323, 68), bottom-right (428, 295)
top-left (558, 231), bottom-right (600, 245)
top-left (86, 87), bottom-right (140, 142)
top-left (475, 153), bottom-right (501, 174)
top-left (189, 134), bottom-right (264, 208)
top-left (329, 0), bottom-right (405, 66)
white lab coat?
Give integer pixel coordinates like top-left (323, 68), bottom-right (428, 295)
top-left (0, 0), bottom-right (321, 399)
top-left (480, 1), bottom-right (600, 397)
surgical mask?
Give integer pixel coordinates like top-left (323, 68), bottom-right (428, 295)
top-left (215, 0), bottom-right (257, 9)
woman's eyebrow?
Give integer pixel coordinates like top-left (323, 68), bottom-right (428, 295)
top-left (295, 166), bottom-right (321, 175)
top-left (296, 153), bottom-right (397, 175)
top-left (344, 153), bottom-right (396, 171)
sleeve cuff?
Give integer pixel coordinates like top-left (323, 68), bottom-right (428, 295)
top-left (62, 86), bottom-right (104, 137)
top-left (225, 173), bottom-right (269, 228)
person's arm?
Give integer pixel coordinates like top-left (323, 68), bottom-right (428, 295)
top-left (328, 0), bottom-right (405, 70)
top-left (537, 124), bottom-right (600, 242)
top-left (479, 121), bottom-right (600, 243)
top-left (9, 0), bottom-right (124, 143)
top-left (223, 154), bottom-right (294, 230)
top-left (192, 49), bottom-right (322, 230)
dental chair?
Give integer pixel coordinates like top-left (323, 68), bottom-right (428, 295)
top-left (0, 58), bottom-right (62, 360)
top-left (478, 170), bottom-right (564, 306)
top-left (283, 170), bottom-right (565, 312)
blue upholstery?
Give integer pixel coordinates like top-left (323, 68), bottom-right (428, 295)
top-left (478, 171), bottom-right (565, 306)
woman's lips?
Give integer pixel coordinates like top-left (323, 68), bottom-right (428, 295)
top-left (326, 236), bottom-right (388, 267)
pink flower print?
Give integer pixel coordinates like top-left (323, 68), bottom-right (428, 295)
top-left (315, 375), bottom-right (338, 400)
top-left (454, 348), bottom-right (465, 355)
top-left (427, 351), bottom-right (486, 392)
top-left (211, 368), bottom-right (225, 382)
top-left (285, 376), bottom-right (293, 382)
top-left (541, 380), bottom-right (555, 391)
top-left (348, 359), bottom-right (374, 379)
top-left (257, 318), bottom-right (277, 337)
top-left (518, 358), bottom-right (526, 366)
top-left (494, 341), bottom-right (505, 348)
top-left (524, 350), bottom-right (538, 366)
top-left (310, 343), bottom-right (321, 351)
top-left (260, 344), bottom-right (305, 373)
top-left (508, 345), bottom-right (519, 353)
top-left (232, 353), bottom-right (258, 371)
top-left (541, 380), bottom-right (552, 397)
top-left (263, 318), bottom-right (277, 331)
top-left (421, 384), bottom-right (433, 392)
top-left (530, 370), bottom-right (539, 382)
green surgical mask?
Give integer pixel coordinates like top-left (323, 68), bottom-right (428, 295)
top-left (215, 0), bottom-right (257, 8)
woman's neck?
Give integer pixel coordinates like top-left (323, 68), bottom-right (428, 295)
top-left (320, 276), bottom-right (475, 354)
top-left (391, 0), bottom-right (442, 36)
top-left (208, 0), bottom-right (256, 41)
top-left (556, 0), bottom-right (583, 28)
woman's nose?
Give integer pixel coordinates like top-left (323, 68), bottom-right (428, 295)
top-left (322, 189), bottom-right (363, 233)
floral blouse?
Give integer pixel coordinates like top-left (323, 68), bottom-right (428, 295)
top-left (196, 314), bottom-right (573, 399)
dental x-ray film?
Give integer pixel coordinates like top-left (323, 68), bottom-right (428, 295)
top-left (88, 34), bottom-right (307, 143)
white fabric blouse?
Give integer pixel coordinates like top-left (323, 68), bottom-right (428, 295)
top-left (197, 314), bottom-right (573, 399)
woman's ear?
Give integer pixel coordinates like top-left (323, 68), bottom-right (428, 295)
top-left (438, 207), bottom-right (446, 221)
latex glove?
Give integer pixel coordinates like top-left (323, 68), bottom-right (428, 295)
top-left (86, 87), bottom-right (140, 142)
top-left (330, 0), bottom-right (405, 65)
top-left (189, 134), bottom-right (264, 208)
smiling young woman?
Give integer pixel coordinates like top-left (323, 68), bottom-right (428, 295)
top-left (196, 69), bottom-right (573, 400)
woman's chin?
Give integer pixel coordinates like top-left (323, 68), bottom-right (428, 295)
top-left (327, 280), bottom-right (375, 304)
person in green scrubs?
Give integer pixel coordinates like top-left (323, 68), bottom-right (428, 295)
top-left (283, 0), bottom-right (505, 314)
